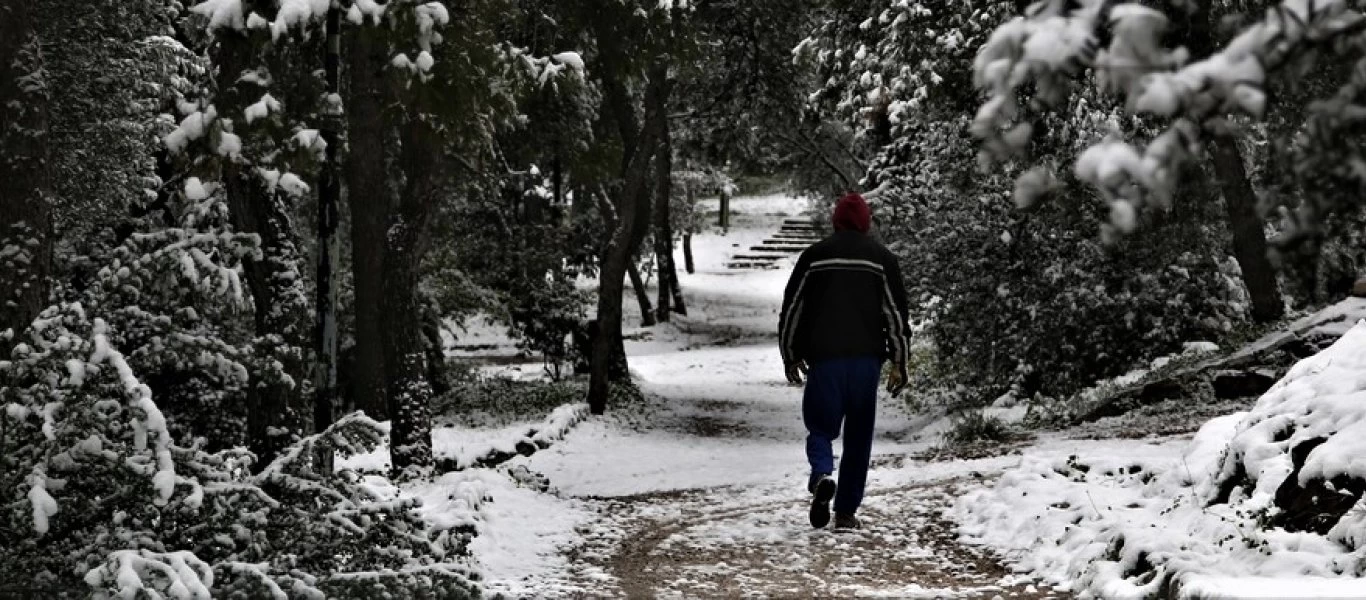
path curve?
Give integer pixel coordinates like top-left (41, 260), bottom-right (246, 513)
top-left (596, 477), bottom-right (1064, 598)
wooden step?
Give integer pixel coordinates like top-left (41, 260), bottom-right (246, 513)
top-left (749, 246), bottom-right (804, 254)
top-left (782, 218), bottom-right (818, 226)
top-left (772, 233), bottom-right (821, 239)
top-left (761, 239), bottom-right (812, 246)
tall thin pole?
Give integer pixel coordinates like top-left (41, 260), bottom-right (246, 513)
top-left (315, 3), bottom-right (342, 446)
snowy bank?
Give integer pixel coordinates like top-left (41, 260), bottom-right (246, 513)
top-left (339, 403), bottom-right (589, 473)
top-left (955, 321), bottom-right (1366, 598)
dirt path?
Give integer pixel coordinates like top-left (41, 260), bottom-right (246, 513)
top-left (546, 390), bottom-right (1070, 598)
top-left (523, 199), bottom-right (1071, 597)
top-left (592, 478), bottom-right (1065, 599)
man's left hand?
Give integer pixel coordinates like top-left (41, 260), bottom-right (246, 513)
top-left (785, 361), bottom-right (808, 385)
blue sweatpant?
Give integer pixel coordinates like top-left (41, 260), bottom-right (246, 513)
top-left (803, 356), bottom-right (880, 515)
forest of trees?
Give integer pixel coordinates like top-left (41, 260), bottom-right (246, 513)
top-left (3, 0), bottom-right (1365, 596)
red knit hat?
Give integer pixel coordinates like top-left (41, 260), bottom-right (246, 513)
top-left (832, 193), bottom-right (870, 233)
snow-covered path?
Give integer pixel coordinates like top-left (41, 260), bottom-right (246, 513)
top-left (469, 195), bottom-right (1065, 597)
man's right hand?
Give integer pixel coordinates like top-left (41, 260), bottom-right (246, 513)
top-left (785, 361), bottom-right (808, 385)
top-left (886, 366), bottom-right (907, 396)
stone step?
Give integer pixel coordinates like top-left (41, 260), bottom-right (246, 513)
top-left (726, 261), bottom-right (781, 270)
top-left (782, 218), bottom-right (817, 226)
top-left (780, 223), bottom-right (819, 230)
top-left (749, 245), bottom-right (804, 254)
top-left (772, 232), bottom-right (821, 239)
top-left (761, 239), bottom-right (812, 246)
top-left (731, 253), bottom-right (784, 261)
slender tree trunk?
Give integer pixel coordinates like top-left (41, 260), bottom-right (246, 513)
top-left (684, 184), bottom-right (697, 274)
top-left (652, 93), bottom-right (685, 320)
top-left (1181, 0), bottom-right (1284, 323)
top-left (591, 190), bottom-right (634, 383)
top-left (345, 25), bottom-right (390, 419)
top-left (628, 261), bottom-right (656, 327)
top-left (587, 63), bottom-right (670, 414)
top-left (718, 187), bottom-right (730, 231)
top-left (383, 119), bottom-right (439, 476)
top-left (1209, 135), bottom-right (1283, 321)
top-left (217, 31), bottom-right (310, 470)
top-left (314, 5), bottom-right (341, 444)
top-left (683, 233), bottom-right (695, 274)
top-left (0, 0), bottom-right (51, 342)
top-left (655, 254), bottom-right (672, 321)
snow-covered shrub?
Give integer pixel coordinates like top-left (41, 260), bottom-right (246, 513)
top-left (970, 0), bottom-right (1366, 255)
top-left (795, 0), bottom-right (1016, 146)
top-left (798, 0), bottom-right (1250, 404)
top-left (870, 117), bottom-right (1246, 404)
top-left (429, 170), bottom-right (593, 379)
top-left (943, 410), bottom-right (1016, 448)
top-left (434, 374), bottom-right (586, 426)
top-left (0, 308), bottom-right (480, 596)
top-left (956, 322), bottom-right (1366, 597)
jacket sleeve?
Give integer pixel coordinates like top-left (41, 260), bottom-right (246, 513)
top-left (778, 250), bottom-right (813, 365)
top-left (880, 250), bottom-right (912, 377)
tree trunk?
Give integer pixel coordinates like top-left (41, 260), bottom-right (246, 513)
top-left (314, 5), bottom-right (341, 443)
top-left (628, 261), bottom-right (656, 327)
top-left (652, 93), bottom-right (686, 320)
top-left (683, 233), bottom-right (695, 274)
top-left (217, 31), bottom-right (310, 470)
top-left (1209, 135), bottom-right (1283, 322)
top-left (345, 25), bottom-right (390, 419)
top-left (587, 63), bottom-right (670, 415)
top-left (1179, 0), bottom-right (1284, 323)
top-left (383, 119), bottom-right (439, 476)
top-left (684, 184), bottom-right (697, 274)
top-left (0, 0), bottom-right (51, 342)
top-left (718, 187), bottom-right (730, 231)
top-left (590, 190), bottom-right (636, 385)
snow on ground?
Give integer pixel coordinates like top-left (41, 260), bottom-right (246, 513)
top-left (349, 192), bottom-right (1366, 597)
top-left (341, 192), bottom-right (1366, 597)
top-left (458, 194), bottom-right (1062, 597)
top-left (338, 404), bottom-right (587, 473)
top-left (955, 322), bottom-right (1366, 599)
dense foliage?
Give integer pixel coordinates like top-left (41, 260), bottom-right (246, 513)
top-left (797, 0), bottom-right (1257, 404)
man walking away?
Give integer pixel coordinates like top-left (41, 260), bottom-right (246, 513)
top-left (778, 192), bottom-right (911, 530)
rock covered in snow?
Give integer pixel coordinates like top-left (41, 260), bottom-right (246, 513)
top-left (1210, 321), bottom-right (1366, 538)
top-left (957, 321), bottom-right (1366, 596)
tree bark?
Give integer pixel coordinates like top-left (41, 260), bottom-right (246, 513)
top-left (383, 119), bottom-right (439, 476)
top-left (718, 186), bottom-right (730, 231)
top-left (314, 5), bottom-right (341, 443)
top-left (683, 233), bottom-right (695, 274)
top-left (0, 0), bottom-right (51, 342)
top-left (587, 63), bottom-right (670, 414)
top-left (345, 25), bottom-right (390, 419)
top-left (652, 92), bottom-right (686, 320)
top-left (216, 31), bottom-right (310, 470)
top-left (1180, 0), bottom-right (1284, 322)
top-left (1209, 134), bottom-right (1283, 321)
top-left (628, 261), bottom-right (656, 327)
top-left (590, 190), bottom-right (635, 384)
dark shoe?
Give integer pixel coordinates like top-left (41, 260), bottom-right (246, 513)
top-left (809, 476), bottom-right (836, 528)
top-left (833, 512), bottom-right (861, 530)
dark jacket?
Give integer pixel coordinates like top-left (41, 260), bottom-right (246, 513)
top-left (779, 231), bottom-right (911, 376)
